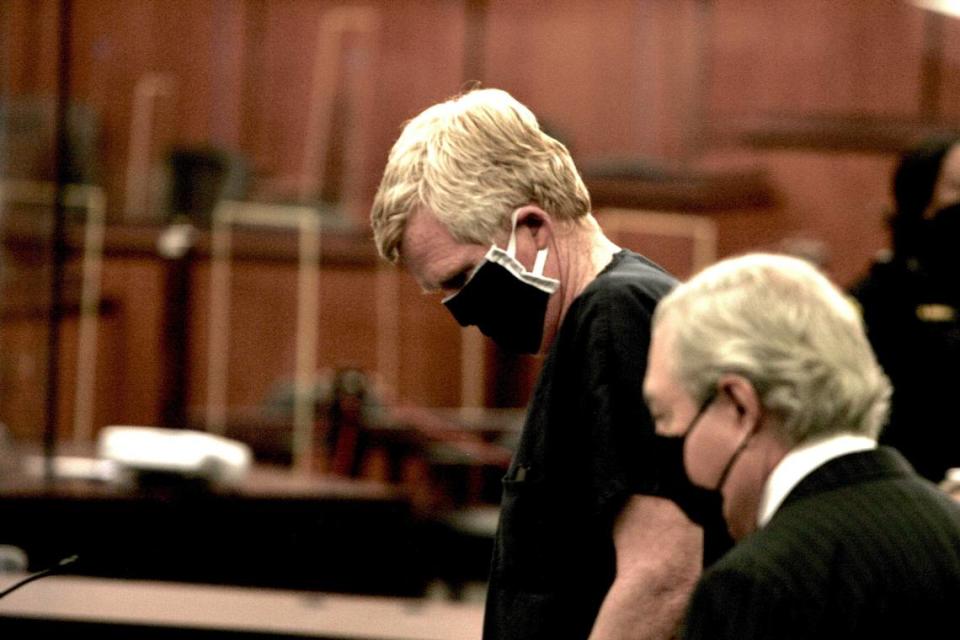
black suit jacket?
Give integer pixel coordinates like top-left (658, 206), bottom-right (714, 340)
top-left (682, 447), bottom-right (960, 639)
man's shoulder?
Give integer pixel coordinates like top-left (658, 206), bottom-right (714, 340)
top-left (717, 464), bottom-right (960, 581)
top-left (706, 490), bottom-right (855, 582)
top-left (579, 250), bottom-right (677, 308)
top-left (553, 251), bottom-right (676, 348)
top-left (706, 525), bottom-right (797, 579)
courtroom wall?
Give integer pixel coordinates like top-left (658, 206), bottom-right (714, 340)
top-left (2, 0), bottom-right (960, 440)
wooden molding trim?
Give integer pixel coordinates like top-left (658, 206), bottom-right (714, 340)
top-left (711, 113), bottom-right (960, 153)
top-left (1, 212), bottom-right (379, 266)
top-left (582, 160), bottom-right (776, 211)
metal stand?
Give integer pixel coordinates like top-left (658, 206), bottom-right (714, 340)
top-left (0, 179), bottom-right (106, 444)
top-left (206, 200), bottom-right (321, 473)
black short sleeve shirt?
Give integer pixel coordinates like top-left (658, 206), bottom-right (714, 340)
top-left (482, 251), bottom-right (727, 640)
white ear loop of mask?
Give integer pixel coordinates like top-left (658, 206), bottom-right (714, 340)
top-left (506, 209), bottom-right (552, 279)
top-left (446, 210), bottom-right (560, 303)
top-left (499, 209), bottom-right (559, 292)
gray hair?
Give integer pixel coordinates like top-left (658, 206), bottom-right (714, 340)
top-left (370, 88), bottom-right (591, 263)
top-left (653, 253), bottom-right (891, 445)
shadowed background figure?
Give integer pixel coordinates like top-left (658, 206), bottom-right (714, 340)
top-left (851, 135), bottom-right (960, 483)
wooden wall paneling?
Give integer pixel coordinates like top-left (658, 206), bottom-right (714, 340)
top-left (0, 1), bottom-right (30, 93)
top-left (0, 203), bottom-right (52, 442)
top-left (0, 284), bottom-right (124, 442)
top-left (72, 1), bottom-right (161, 221)
top-left (704, 2), bottom-right (959, 152)
top-left (70, 0), bottom-right (247, 220)
top-left (708, 0), bottom-right (926, 118)
top-left (10, 0), bottom-right (476, 223)
top-left (187, 255), bottom-right (464, 418)
top-left (91, 233), bottom-right (470, 439)
top-left (203, 203), bottom-right (326, 466)
top-left (698, 146), bottom-right (895, 287)
top-left (56, 313), bottom-right (81, 441)
top-left (463, 0), bottom-right (489, 83)
top-left (699, 0), bottom-right (951, 288)
top-left (396, 273), bottom-right (463, 408)
top-left (920, 8), bottom-right (946, 120)
top-left (242, 0), bottom-right (465, 211)
top-left (188, 259), bottom-right (383, 415)
top-left (97, 255), bottom-right (167, 428)
top-left (374, 265), bottom-right (401, 404)
top-left (211, 259), bottom-right (301, 409)
top-left (484, 0), bottom-right (647, 159)
top-left (1, 2), bottom-right (81, 184)
top-left (752, 151), bottom-right (896, 287)
top-left (625, 0), bottom-right (714, 160)
top-left (0, 0), bottom-right (61, 96)
top-left (185, 258), bottom-right (214, 420)
top-left (358, 0), bottom-right (475, 407)
top-left (238, 0), bottom-right (267, 170)
top-left (133, 4), bottom-right (220, 147)
top-left (481, 0), bottom-right (713, 161)
top-left (54, 310), bottom-right (125, 441)
top-left (6, 0), bottom-right (954, 433)
top-left (85, 309), bottom-right (126, 435)
top-left (935, 16), bottom-right (960, 121)
top-left (0, 311), bottom-right (51, 440)
top-left (205, 0), bottom-right (248, 151)
top-left (373, 264), bottom-right (482, 409)
top-left (250, 1), bottom-right (336, 200)
top-left (0, 183), bottom-right (103, 443)
top-left (316, 267), bottom-right (380, 371)
top-left (71, 1), bottom-right (193, 222)
top-left (298, 4), bottom-right (382, 224)
top-left (459, 328), bottom-right (487, 409)
top-left (0, 1), bottom-right (28, 93)
top-left (364, 0), bottom-right (468, 208)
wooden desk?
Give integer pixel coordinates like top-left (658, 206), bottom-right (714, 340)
top-left (0, 465), bottom-right (430, 596)
top-left (0, 574), bottom-right (484, 639)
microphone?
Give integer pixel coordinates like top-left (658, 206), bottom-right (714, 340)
top-left (0, 554), bottom-right (79, 600)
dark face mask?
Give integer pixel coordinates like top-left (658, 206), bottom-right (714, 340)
top-left (443, 220), bottom-right (560, 354)
top-left (685, 392), bottom-right (756, 495)
top-left (658, 392), bottom-right (753, 543)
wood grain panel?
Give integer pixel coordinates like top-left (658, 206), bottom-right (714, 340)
top-left (0, 0), bottom-right (61, 95)
top-left (363, 1), bottom-right (468, 210)
top-left (935, 17), bottom-right (960, 121)
top-left (97, 256), bottom-right (168, 425)
top-left (698, 146), bottom-right (896, 287)
top-left (0, 289), bottom-right (125, 441)
top-left (708, 0), bottom-right (927, 117)
top-left (484, 0), bottom-right (707, 160)
top-left (3, 0), bottom-right (959, 442)
top-left (187, 261), bottom-right (384, 412)
top-left (396, 271), bottom-right (464, 408)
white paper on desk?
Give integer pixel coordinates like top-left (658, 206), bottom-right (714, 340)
top-left (97, 426), bottom-right (252, 486)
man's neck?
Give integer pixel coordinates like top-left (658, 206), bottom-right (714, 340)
top-left (554, 215), bottom-right (620, 313)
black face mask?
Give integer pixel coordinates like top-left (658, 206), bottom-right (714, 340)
top-left (443, 220), bottom-right (560, 354)
top-left (659, 392), bottom-right (753, 535)
top-left (685, 392), bottom-right (756, 495)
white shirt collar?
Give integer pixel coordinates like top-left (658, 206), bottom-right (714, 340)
top-left (757, 433), bottom-right (877, 528)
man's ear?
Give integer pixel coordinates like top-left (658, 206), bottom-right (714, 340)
top-left (717, 373), bottom-right (762, 433)
top-left (514, 205), bottom-right (553, 250)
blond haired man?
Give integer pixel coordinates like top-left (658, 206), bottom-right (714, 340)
top-left (372, 88), bottom-right (728, 640)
